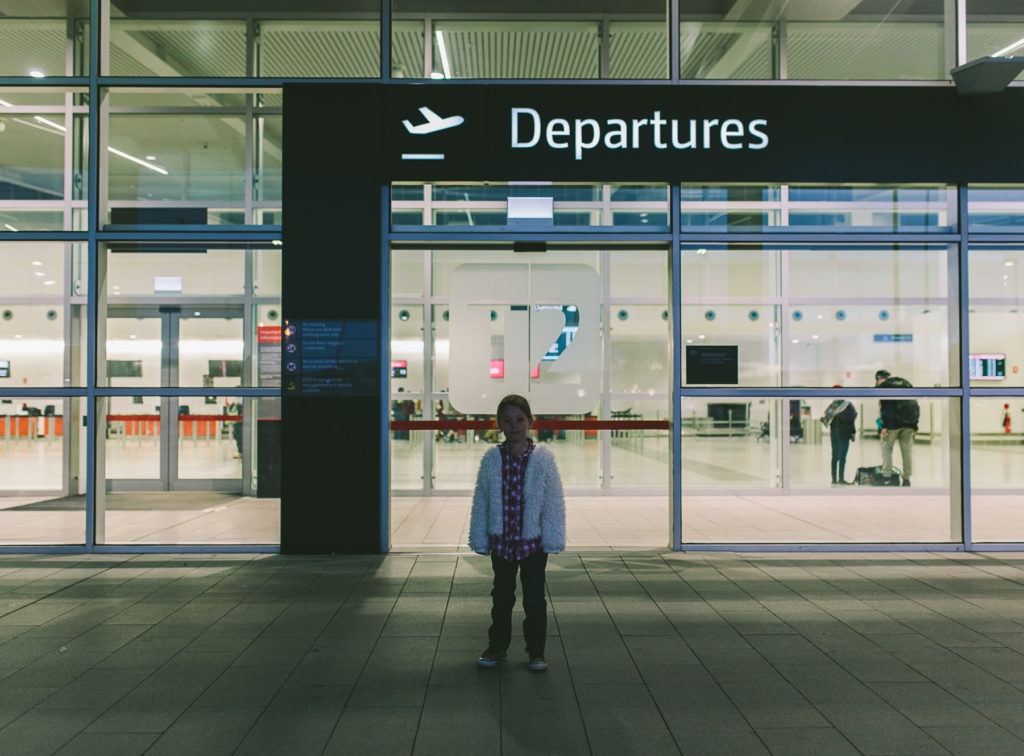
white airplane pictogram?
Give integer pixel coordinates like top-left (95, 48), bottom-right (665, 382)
top-left (403, 106), bottom-right (465, 134)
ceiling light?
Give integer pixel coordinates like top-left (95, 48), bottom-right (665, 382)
top-left (14, 335), bottom-right (21, 339)
top-left (43, 280), bottom-right (55, 286)
top-left (435, 30), bottom-right (452, 79)
top-left (108, 147), bottom-right (168, 175)
top-left (430, 72), bottom-right (445, 80)
top-left (28, 70), bottom-right (45, 78)
top-left (1005, 260), bottom-right (1015, 266)
top-left (33, 116), bottom-right (65, 132)
top-left (0, 98), bottom-right (12, 107)
top-left (145, 155), bottom-right (156, 161)
top-left (34, 271), bottom-right (43, 277)
top-left (696, 248), bottom-right (707, 255)
top-left (31, 260), bottom-right (41, 266)
top-left (3, 224), bottom-right (17, 232)
top-left (129, 335), bottom-right (137, 339)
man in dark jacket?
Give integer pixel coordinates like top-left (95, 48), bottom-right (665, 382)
top-left (875, 370), bottom-right (919, 487)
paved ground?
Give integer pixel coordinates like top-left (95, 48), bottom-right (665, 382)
top-left (1, 552), bottom-right (1024, 754)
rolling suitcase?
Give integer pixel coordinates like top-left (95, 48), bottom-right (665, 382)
top-left (855, 466), bottom-right (901, 486)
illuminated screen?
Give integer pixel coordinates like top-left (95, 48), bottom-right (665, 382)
top-left (391, 360), bottom-right (407, 378)
top-left (970, 354), bottom-right (1005, 380)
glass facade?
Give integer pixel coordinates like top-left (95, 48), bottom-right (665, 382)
top-left (0, 1), bottom-right (1021, 551)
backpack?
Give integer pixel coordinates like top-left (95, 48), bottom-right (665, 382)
top-left (881, 376), bottom-right (919, 428)
top-left (894, 399), bottom-right (920, 427)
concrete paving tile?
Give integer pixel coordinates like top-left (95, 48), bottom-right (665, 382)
top-left (234, 686), bottom-right (349, 755)
top-left (38, 667), bottom-right (150, 709)
top-left (381, 610), bottom-right (445, 636)
top-left (773, 663), bottom-right (881, 704)
top-left (84, 688), bottom-right (195, 734)
top-left (816, 702), bottom-right (949, 755)
top-left (322, 705), bottom-right (420, 754)
top-left (659, 707), bottom-right (770, 755)
top-left (586, 726), bottom-right (680, 755)
top-left (0, 707), bottom-right (97, 754)
top-left (413, 722), bottom-right (501, 756)
top-left (869, 681), bottom-right (996, 727)
top-left (145, 705), bottom-right (264, 756)
top-left (923, 725), bottom-right (1024, 755)
top-left (563, 648), bottom-right (642, 685)
top-left (0, 686), bottom-right (60, 729)
top-left (755, 726), bottom-right (860, 755)
top-left (194, 665), bottom-right (290, 707)
top-left (145, 649), bottom-right (236, 685)
top-left (622, 634), bottom-right (700, 667)
top-left (54, 731), bottom-right (159, 755)
top-left (574, 683), bottom-right (669, 732)
top-left (954, 646), bottom-right (1024, 683)
top-left (287, 650), bottom-right (368, 687)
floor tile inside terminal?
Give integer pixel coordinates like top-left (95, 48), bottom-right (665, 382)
top-left (3, 433), bottom-right (1024, 546)
top-left (1, 551), bottom-right (1022, 754)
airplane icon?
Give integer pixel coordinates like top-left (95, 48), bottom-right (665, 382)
top-left (402, 106), bottom-right (465, 135)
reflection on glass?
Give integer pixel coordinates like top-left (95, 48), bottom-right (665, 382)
top-left (680, 396), bottom-right (956, 543)
top-left (104, 395), bottom-right (160, 480)
top-left (966, 8), bottom-right (1024, 64)
top-left (0, 18), bottom-right (74, 77)
top-left (107, 114), bottom-right (246, 204)
top-left (101, 396), bottom-right (278, 545)
top-left (106, 250), bottom-right (245, 297)
top-left (610, 305), bottom-right (669, 394)
top-left (179, 315), bottom-right (243, 389)
top-left (682, 244), bottom-right (955, 388)
top-left (968, 186), bottom-right (1024, 231)
top-left (391, 305), bottom-right (424, 394)
top-left (109, 19), bottom-right (246, 77)
top-left (681, 184), bottom-right (956, 232)
top-left (259, 20), bottom-right (381, 77)
top-left (970, 398), bottom-right (1024, 543)
top-left (0, 397), bottom-right (82, 545)
top-left (969, 246), bottom-right (1024, 389)
top-left (392, 182), bottom-right (669, 228)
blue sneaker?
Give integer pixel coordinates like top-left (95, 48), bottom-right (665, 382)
top-left (528, 654), bottom-right (548, 672)
top-left (477, 648), bottom-right (506, 667)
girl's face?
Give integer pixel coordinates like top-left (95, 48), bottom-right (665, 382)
top-left (499, 406), bottom-right (532, 444)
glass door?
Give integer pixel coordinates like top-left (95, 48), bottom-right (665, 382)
top-left (105, 305), bottom-right (245, 492)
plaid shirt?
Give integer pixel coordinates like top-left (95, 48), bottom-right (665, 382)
top-left (491, 440), bottom-right (541, 561)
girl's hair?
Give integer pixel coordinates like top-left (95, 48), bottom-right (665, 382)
top-left (496, 394), bottom-right (533, 422)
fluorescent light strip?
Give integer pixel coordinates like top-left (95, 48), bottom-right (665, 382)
top-left (34, 116), bottom-right (66, 132)
top-left (993, 36), bottom-right (1024, 57)
top-left (402, 153), bottom-right (445, 160)
top-left (3, 224), bottom-right (17, 232)
top-left (108, 147), bottom-right (169, 175)
top-left (0, 98), bottom-right (12, 107)
top-left (435, 30), bottom-right (452, 79)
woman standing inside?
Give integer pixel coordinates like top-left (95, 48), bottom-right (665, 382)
top-left (821, 387), bottom-right (858, 485)
top-left (469, 394), bottom-right (566, 672)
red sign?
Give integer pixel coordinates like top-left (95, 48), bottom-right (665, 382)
top-left (258, 326), bottom-right (282, 344)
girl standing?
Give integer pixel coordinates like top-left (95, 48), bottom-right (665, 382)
top-left (469, 394), bottom-right (566, 672)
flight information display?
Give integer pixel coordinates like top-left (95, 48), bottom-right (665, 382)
top-left (969, 353), bottom-right (1006, 380)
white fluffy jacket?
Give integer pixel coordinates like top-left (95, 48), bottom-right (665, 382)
top-left (469, 445), bottom-right (566, 555)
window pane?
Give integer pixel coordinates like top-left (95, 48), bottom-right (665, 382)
top-left (968, 185), bottom-right (1024, 232)
top-left (259, 20), bottom-right (380, 77)
top-left (0, 397), bottom-right (83, 545)
top-left (679, 22), bottom-right (773, 80)
top-left (970, 398), bottom-right (1024, 543)
top-left (682, 244), bottom-right (955, 388)
top-left (107, 249), bottom-right (246, 297)
top-left (967, 7), bottom-right (1024, 71)
top-left (787, 21), bottom-right (944, 81)
top-left (109, 19), bottom-right (246, 77)
top-left (0, 16), bottom-right (77, 77)
top-left (681, 396), bottom-right (958, 543)
top-left (0, 98), bottom-right (87, 232)
top-left (680, 184), bottom-right (957, 233)
top-left (968, 246), bottom-right (1024, 389)
top-left (396, 1), bottom-right (667, 80)
top-left (106, 113), bottom-right (247, 209)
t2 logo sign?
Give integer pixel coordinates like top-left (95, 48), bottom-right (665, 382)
top-left (448, 263), bottom-right (600, 415)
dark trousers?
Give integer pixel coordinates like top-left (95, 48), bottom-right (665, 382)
top-left (830, 432), bottom-right (851, 482)
top-left (488, 550), bottom-right (548, 655)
